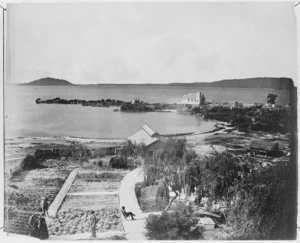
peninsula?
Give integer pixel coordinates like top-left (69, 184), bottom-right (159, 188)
top-left (35, 97), bottom-right (177, 112)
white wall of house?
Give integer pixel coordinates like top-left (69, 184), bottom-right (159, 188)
top-left (182, 92), bottom-right (201, 106)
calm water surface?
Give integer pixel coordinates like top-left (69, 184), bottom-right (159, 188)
top-left (5, 85), bottom-right (290, 139)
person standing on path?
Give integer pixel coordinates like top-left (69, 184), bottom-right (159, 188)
top-left (40, 197), bottom-right (49, 217)
top-left (90, 210), bottom-right (97, 238)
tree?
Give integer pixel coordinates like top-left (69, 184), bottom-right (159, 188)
top-left (267, 93), bottom-right (278, 104)
top-left (120, 140), bottom-right (146, 163)
top-left (193, 151), bottom-right (296, 240)
top-left (143, 138), bottom-right (187, 211)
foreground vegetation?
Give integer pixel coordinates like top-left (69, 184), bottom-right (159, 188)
top-left (138, 138), bottom-right (295, 240)
top-left (145, 203), bottom-right (204, 240)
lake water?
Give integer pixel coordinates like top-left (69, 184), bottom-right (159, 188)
top-left (5, 85), bottom-right (290, 139)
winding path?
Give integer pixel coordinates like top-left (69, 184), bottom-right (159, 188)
top-left (119, 167), bottom-right (162, 240)
top-left (119, 168), bottom-right (147, 240)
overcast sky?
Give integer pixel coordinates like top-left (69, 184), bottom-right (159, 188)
top-left (6, 2), bottom-right (297, 84)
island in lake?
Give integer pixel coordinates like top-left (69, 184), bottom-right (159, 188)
top-left (19, 77), bottom-right (74, 86)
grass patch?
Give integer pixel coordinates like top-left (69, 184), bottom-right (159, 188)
top-left (32, 177), bottom-right (65, 187)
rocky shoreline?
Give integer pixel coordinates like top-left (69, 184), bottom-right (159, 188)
top-left (35, 97), bottom-right (178, 112)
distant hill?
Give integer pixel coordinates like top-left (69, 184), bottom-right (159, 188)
top-left (20, 77), bottom-right (74, 86)
top-left (19, 77), bottom-right (293, 89)
top-left (169, 77), bottom-right (293, 90)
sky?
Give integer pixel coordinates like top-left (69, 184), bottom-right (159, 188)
top-left (5, 2), bottom-right (297, 84)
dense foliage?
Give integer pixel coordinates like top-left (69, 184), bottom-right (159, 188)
top-left (109, 156), bottom-right (128, 169)
top-left (142, 136), bottom-right (295, 240)
top-left (145, 204), bottom-right (204, 240)
top-left (120, 102), bottom-right (154, 112)
top-left (121, 102), bottom-right (177, 112)
top-left (227, 158), bottom-right (294, 240)
top-left (182, 150), bottom-right (295, 240)
top-left (20, 155), bottom-right (41, 170)
top-left (192, 105), bottom-right (291, 133)
top-left (142, 138), bottom-right (189, 211)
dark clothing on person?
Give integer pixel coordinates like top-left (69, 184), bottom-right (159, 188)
top-left (38, 215), bottom-right (49, 240)
top-left (121, 208), bottom-right (135, 220)
top-left (28, 214), bottom-right (40, 238)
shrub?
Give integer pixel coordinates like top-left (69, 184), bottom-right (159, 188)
top-left (19, 155), bottom-right (40, 170)
top-left (145, 204), bottom-right (204, 240)
top-left (109, 156), bottom-right (128, 169)
top-left (90, 149), bottom-right (106, 158)
top-left (96, 160), bottom-right (103, 167)
top-left (197, 151), bottom-right (296, 240)
top-left (227, 159), bottom-right (295, 240)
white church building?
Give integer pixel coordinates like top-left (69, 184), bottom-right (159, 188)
top-left (182, 91), bottom-right (206, 106)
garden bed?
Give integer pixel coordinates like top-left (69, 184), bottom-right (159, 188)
top-left (59, 194), bottom-right (119, 212)
top-left (47, 208), bottom-right (123, 235)
top-left (7, 167), bottom-right (70, 212)
top-left (69, 180), bottom-right (120, 193)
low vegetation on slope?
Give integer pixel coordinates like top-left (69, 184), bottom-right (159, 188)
top-left (139, 138), bottom-right (295, 240)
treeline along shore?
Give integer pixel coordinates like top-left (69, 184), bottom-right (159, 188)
top-left (35, 97), bottom-right (177, 112)
top-left (189, 102), bottom-right (292, 134)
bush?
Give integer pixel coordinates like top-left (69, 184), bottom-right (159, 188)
top-left (227, 159), bottom-right (295, 240)
top-left (20, 155), bottom-right (40, 170)
top-left (109, 156), bottom-right (128, 169)
top-left (96, 160), bottom-right (103, 167)
top-left (145, 205), bottom-right (204, 240)
top-left (196, 151), bottom-right (296, 240)
top-left (90, 149), bottom-right (106, 158)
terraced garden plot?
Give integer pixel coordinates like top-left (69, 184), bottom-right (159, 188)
top-left (76, 170), bottom-right (128, 182)
top-left (59, 194), bottom-right (119, 211)
top-left (69, 180), bottom-right (120, 193)
top-left (48, 170), bottom-right (127, 236)
top-left (5, 167), bottom-right (71, 235)
top-left (47, 208), bottom-right (123, 236)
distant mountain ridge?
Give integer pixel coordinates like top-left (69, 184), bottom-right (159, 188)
top-left (168, 77), bottom-right (293, 90)
top-left (19, 77), bottom-right (293, 89)
top-left (20, 77), bottom-right (74, 86)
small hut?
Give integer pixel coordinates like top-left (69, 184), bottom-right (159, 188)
top-left (249, 140), bottom-right (279, 157)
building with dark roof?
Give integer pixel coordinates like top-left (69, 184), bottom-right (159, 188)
top-left (249, 140), bottom-right (279, 157)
